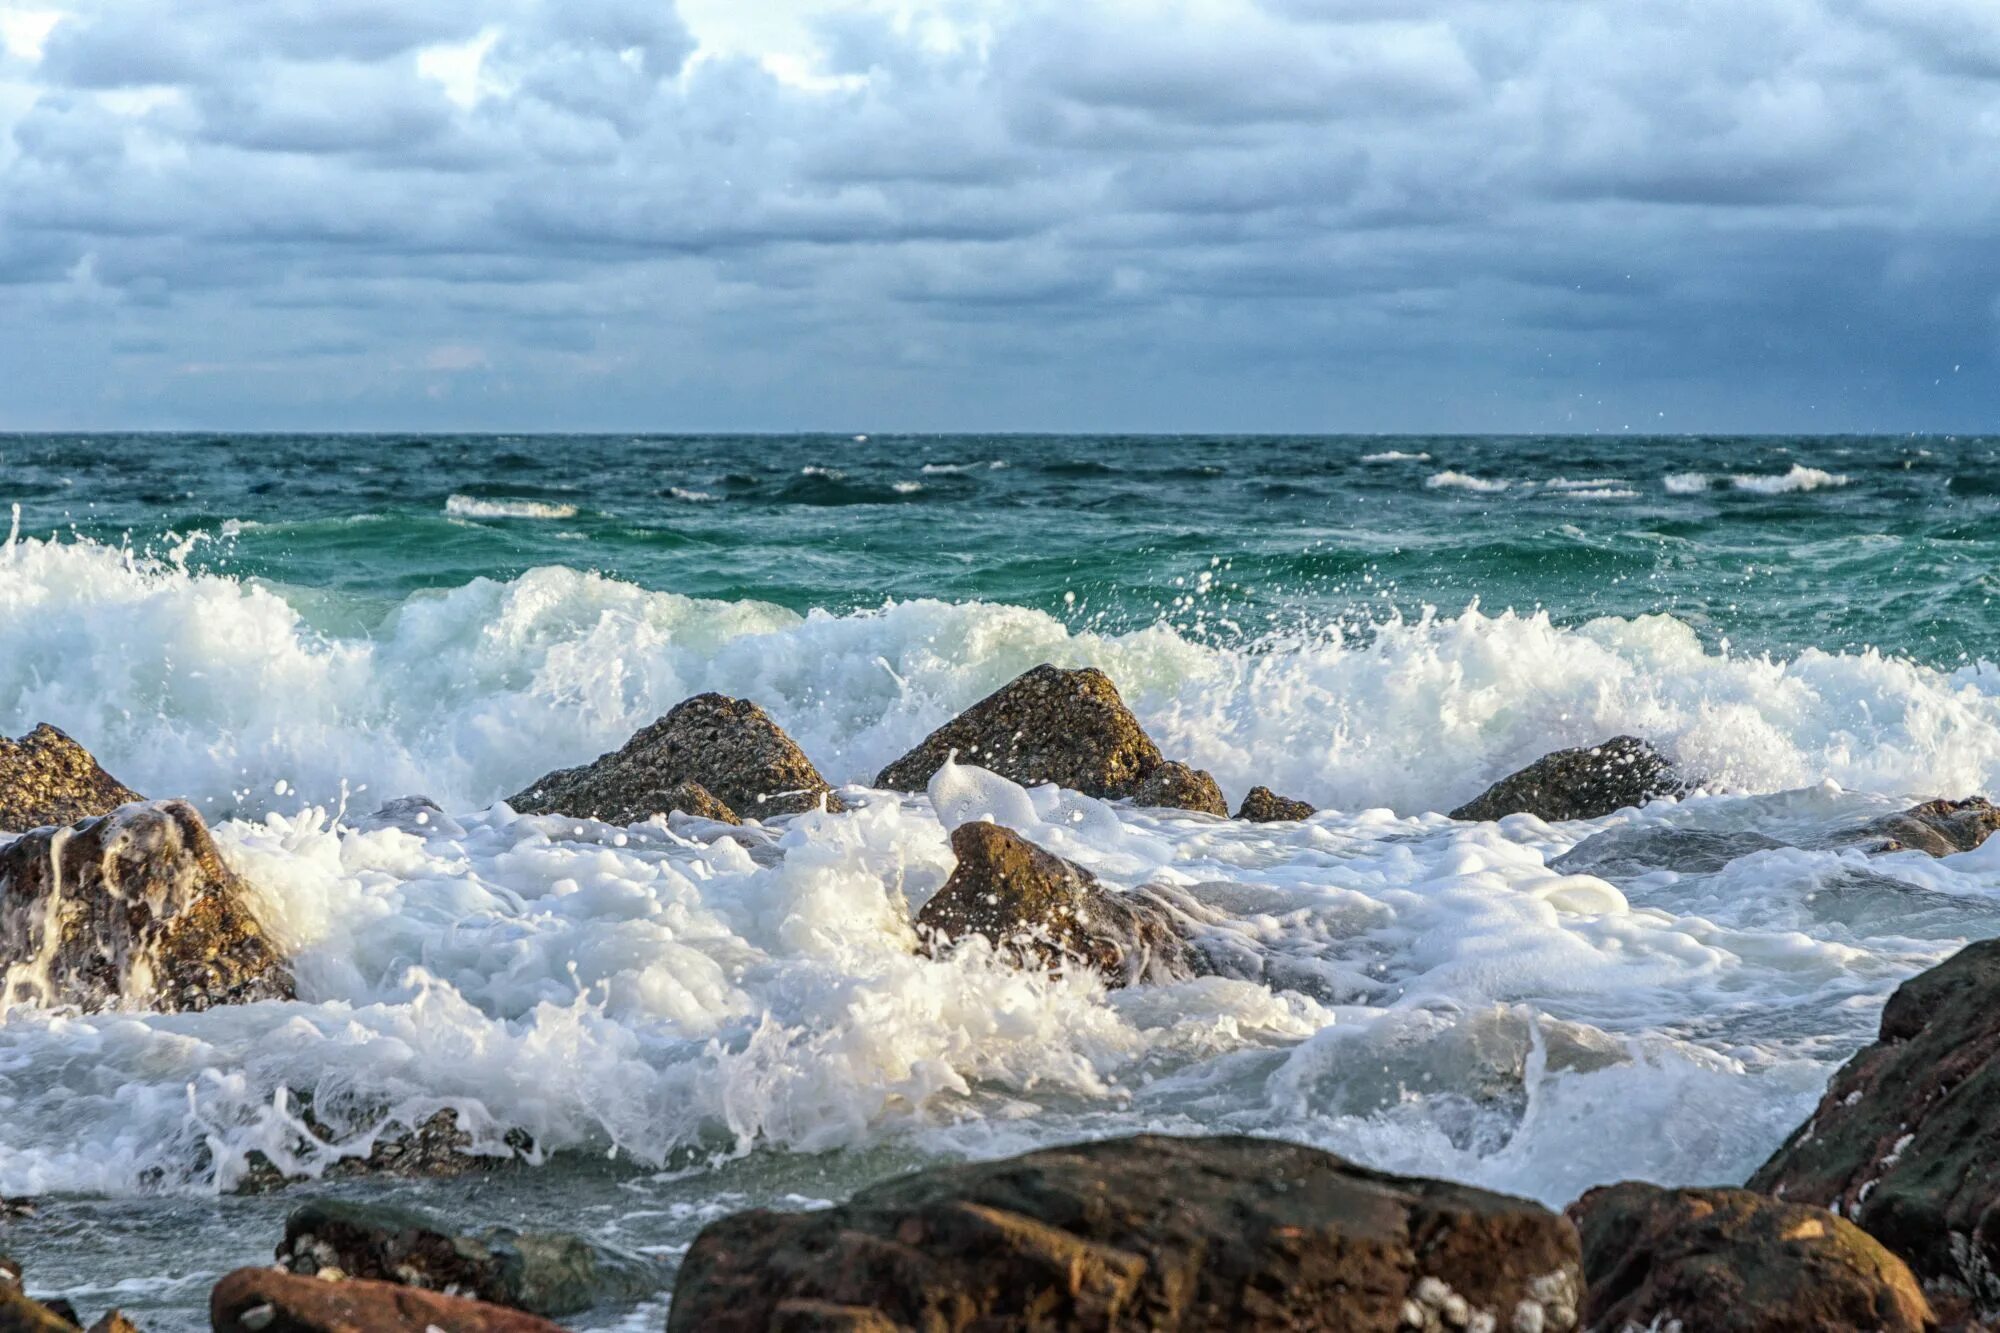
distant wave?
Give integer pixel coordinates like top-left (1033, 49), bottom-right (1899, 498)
top-left (892, 481), bottom-right (925, 494)
top-left (667, 487), bottom-right (719, 503)
top-left (1362, 451), bottom-right (1431, 463)
top-left (921, 461), bottom-right (1007, 474)
top-left (445, 495), bottom-right (579, 520)
top-left (1426, 471), bottom-right (1510, 493)
top-left (1730, 465), bottom-right (1850, 494)
top-left (1664, 473), bottom-right (1713, 495)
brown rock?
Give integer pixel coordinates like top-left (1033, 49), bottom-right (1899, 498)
top-left (209, 1268), bottom-right (566, 1333)
top-left (231, 1107), bottom-right (532, 1191)
top-left (916, 822), bottom-right (1195, 987)
top-left (0, 724), bottom-right (143, 834)
top-left (1125, 761), bottom-right (1228, 816)
top-left (1235, 786), bottom-right (1315, 822)
top-left (1748, 937), bottom-right (2000, 1314)
top-left (0, 800), bottom-right (292, 1013)
top-left (876, 665), bottom-right (1165, 798)
top-left (509, 694), bottom-right (839, 822)
top-left (1845, 796), bottom-right (2000, 857)
top-left (1570, 1182), bottom-right (1931, 1332)
top-left (1448, 736), bottom-right (1687, 823)
top-left (666, 1133), bottom-right (1583, 1333)
top-left (86, 1315), bottom-right (142, 1333)
top-left (0, 1284), bottom-right (81, 1332)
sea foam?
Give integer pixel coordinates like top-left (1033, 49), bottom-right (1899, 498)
top-left (445, 495), bottom-right (580, 520)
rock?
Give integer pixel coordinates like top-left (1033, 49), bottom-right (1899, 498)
top-left (876, 665), bottom-right (1164, 799)
top-left (1448, 737), bottom-right (1687, 823)
top-left (1234, 786), bottom-right (1315, 822)
top-left (1125, 761), bottom-right (1227, 816)
top-left (1748, 936), bottom-right (2000, 1313)
top-left (667, 1133), bottom-right (1583, 1333)
top-left (916, 822), bottom-right (1195, 987)
top-left (232, 1107), bottom-right (532, 1191)
top-left (0, 1285), bottom-right (80, 1332)
top-left (86, 1315), bottom-right (141, 1333)
top-left (0, 800), bottom-right (292, 1013)
top-left (277, 1199), bottom-right (662, 1318)
top-left (1570, 1182), bottom-right (1931, 1332)
top-left (1550, 826), bottom-right (1787, 876)
top-left (509, 694), bottom-right (838, 822)
top-left (209, 1267), bottom-right (565, 1333)
top-left (1843, 795), bottom-right (2000, 857)
top-left (0, 725), bottom-right (143, 834)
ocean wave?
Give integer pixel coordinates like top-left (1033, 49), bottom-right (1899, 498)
top-left (444, 495), bottom-right (579, 520)
top-left (667, 487), bottom-right (719, 503)
top-left (1362, 451), bottom-right (1430, 463)
top-left (1426, 471), bottom-right (1511, 493)
top-left (920, 461), bottom-right (1007, 474)
top-left (1664, 473), bottom-right (1713, 494)
top-left (1730, 465), bottom-right (1851, 494)
top-left (2, 534), bottom-right (1998, 819)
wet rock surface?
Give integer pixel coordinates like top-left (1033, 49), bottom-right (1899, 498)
top-left (278, 1199), bottom-right (661, 1318)
top-left (1570, 1182), bottom-right (1932, 1333)
top-left (210, 1267), bottom-right (566, 1333)
top-left (1449, 736), bottom-right (1688, 823)
top-left (0, 725), bottom-right (143, 835)
top-left (0, 800), bottom-right (292, 1013)
top-left (1749, 936), bottom-right (2000, 1313)
top-left (1234, 785), bottom-right (1315, 822)
top-left (1550, 826), bottom-right (1788, 876)
top-left (232, 1108), bottom-right (533, 1191)
top-left (667, 1133), bottom-right (1583, 1333)
top-left (0, 1253), bottom-right (139, 1331)
top-left (916, 822), bottom-right (1195, 987)
top-left (1124, 760), bottom-right (1227, 816)
top-left (1843, 795), bottom-right (2000, 857)
top-left (509, 693), bottom-right (840, 821)
top-left (877, 665), bottom-right (1165, 798)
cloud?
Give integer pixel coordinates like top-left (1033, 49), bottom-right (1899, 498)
top-left (0, 0), bottom-right (1994, 432)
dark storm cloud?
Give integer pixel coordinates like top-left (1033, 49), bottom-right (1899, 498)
top-left (0, 0), bottom-right (1995, 431)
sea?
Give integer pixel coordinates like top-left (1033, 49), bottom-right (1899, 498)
top-left (2, 432), bottom-right (1999, 1327)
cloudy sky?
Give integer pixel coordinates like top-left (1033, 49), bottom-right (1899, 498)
top-left (1, 0), bottom-right (1996, 433)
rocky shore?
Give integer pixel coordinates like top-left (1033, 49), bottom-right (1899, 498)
top-left (3, 664), bottom-right (2000, 1331)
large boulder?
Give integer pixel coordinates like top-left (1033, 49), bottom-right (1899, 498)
top-left (1569, 1182), bottom-right (1932, 1332)
top-left (877, 665), bottom-right (1164, 800)
top-left (1842, 796), bottom-right (2000, 857)
top-left (1448, 737), bottom-right (1687, 823)
top-left (509, 694), bottom-right (839, 822)
top-left (1235, 786), bottom-right (1315, 823)
top-left (210, 1268), bottom-right (564, 1333)
top-left (667, 1134), bottom-right (1583, 1333)
top-left (0, 724), bottom-right (143, 834)
top-left (1, 1254), bottom-right (139, 1332)
top-left (277, 1200), bottom-right (661, 1318)
top-left (916, 822), bottom-right (1195, 988)
top-left (0, 800), bottom-right (292, 1013)
top-left (1125, 761), bottom-right (1227, 817)
top-left (1748, 937), bottom-right (2000, 1313)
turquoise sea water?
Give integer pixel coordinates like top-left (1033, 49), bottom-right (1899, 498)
top-left (2, 434), bottom-right (1999, 1329)
top-left (7, 433), bottom-right (1997, 662)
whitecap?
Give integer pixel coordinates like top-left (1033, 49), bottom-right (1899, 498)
top-left (1361, 451), bottom-right (1431, 463)
top-left (1426, 471), bottom-right (1511, 493)
top-left (1664, 473), bottom-right (1713, 495)
top-left (444, 495), bottom-right (579, 520)
top-left (668, 488), bottom-right (719, 503)
top-left (1730, 465), bottom-right (1851, 494)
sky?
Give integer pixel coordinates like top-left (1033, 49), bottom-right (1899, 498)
top-left (0, 0), bottom-right (1996, 434)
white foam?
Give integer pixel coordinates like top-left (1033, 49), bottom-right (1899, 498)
top-left (444, 496), bottom-right (579, 520)
top-left (920, 461), bottom-right (1007, 474)
top-left (667, 488), bottom-right (719, 503)
top-left (1664, 473), bottom-right (1713, 494)
top-left (1730, 465), bottom-right (1850, 494)
top-left (1361, 451), bottom-right (1430, 463)
top-left (3, 535), bottom-right (2000, 823)
top-left (1425, 471), bottom-right (1510, 493)
top-left (891, 481), bottom-right (924, 494)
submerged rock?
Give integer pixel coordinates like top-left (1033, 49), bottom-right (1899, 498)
top-left (0, 800), bottom-right (292, 1013)
top-left (1125, 761), bottom-right (1227, 816)
top-left (1550, 826), bottom-right (1787, 877)
top-left (1843, 795), bottom-right (2000, 857)
top-left (667, 1133), bottom-right (1583, 1333)
top-left (1448, 736), bottom-right (1687, 823)
top-left (210, 1268), bottom-right (564, 1333)
top-left (1235, 786), bottom-right (1315, 822)
top-left (1748, 936), bottom-right (2000, 1313)
top-left (0, 724), bottom-right (143, 834)
top-left (916, 822), bottom-right (1194, 987)
top-left (232, 1106), bottom-right (532, 1192)
top-left (877, 665), bottom-right (1163, 798)
top-left (352, 796), bottom-right (468, 839)
top-left (1569, 1182), bottom-right (1931, 1333)
top-left (509, 694), bottom-right (838, 822)
top-left (278, 1200), bottom-right (661, 1318)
